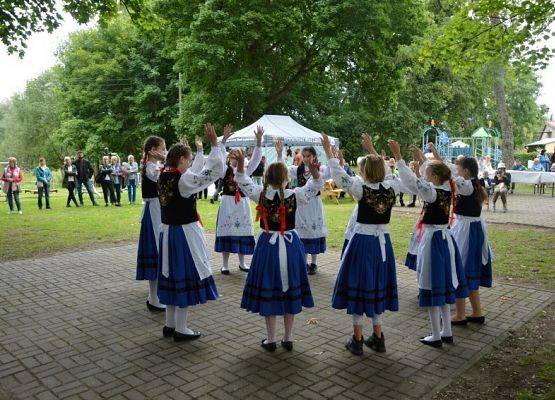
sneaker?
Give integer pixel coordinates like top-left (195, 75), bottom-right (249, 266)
top-left (345, 335), bottom-right (363, 356)
top-left (364, 332), bottom-right (386, 353)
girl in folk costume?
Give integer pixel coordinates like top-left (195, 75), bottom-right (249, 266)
top-left (389, 140), bottom-right (468, 348)
top-left (429, 146), bottom-right (492, 325)
top-left (136, 135), bottom-right (167, 312)
top-left (276, 140), bottom-right (330, 275)
top-left (214, 125), bottom-right (264, 274)
top-left (157, 124), bottom-right (225, 341)
top-left (233, 144), bottom-right (323, 352)
top-left (324, 134), bottom-right (403, 356)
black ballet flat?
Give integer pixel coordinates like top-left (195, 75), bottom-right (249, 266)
top-left (220, 268), bottom-right (230, 275)
top-left (146, 300), bottom-right (165, 312)
top-left (261, 340), bottom-right (277, 352)
top-left (307, 263), bottom-right (317, 275)
top-left (162, 326), bottom-right (175, 338)
top-left (467, 316), bottom-right (485, 324)
top-left (451, 318), bottom-right (468, 326)
top-left (419, 338), bottom-right (443, 348)
top-left (281, 340), bottom-right (293, 351)
top-left (441, 336), bottom-right (454, 344)
top-left (173, 331), bottom-right (201, 342)
top-left (239, 265), bottom-right (250, 272)
top-left (345, 335), bottom-right (364, 356)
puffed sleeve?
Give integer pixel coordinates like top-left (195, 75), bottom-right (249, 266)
top-left (178, 145), bottom-right (224, 198)
top-left (328, 158), bottom-right (363, 200)
top-left (235, 172), bottom-right (263, 202)
top-left (145, 162), bottom-right (160, 182)
top-left (397, 159), bottom-right (436, 202)
top-left (294, 176), bottom-right (324, 204)
top-left (245, 145), bottom-right (262, 176)
top-left (190, 150), bottom-right (205, 174)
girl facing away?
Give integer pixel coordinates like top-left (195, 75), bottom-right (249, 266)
top-left (233, 140), bottom-right (323, 352)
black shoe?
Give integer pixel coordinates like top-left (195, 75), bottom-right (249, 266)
top-left (364, 332), bottom-right (386, 353)
top-left (105, 203), bottom-right (109, 207)
top-left (66, 204), bottom-right (71, 208)
top-left (163, 326), bottom-right (175, 338)
top-left (419, 337), bottom-right (443, 348)
top-left (346, 335), bottom-right (363, 356)
top-left (399, 202), bottom-right (405, 207)
top-left (441, 336), bottom-right (454, 344)
top-left (79, 202), bottom-right (84, 207)
top-left (146, 300), bottom-right (165, 312)
top-left (115, 203), bottom-right (121, 207)
top-left (210, 199), bottom-right (214, 204)
top-left (92, 203), bottom-right (98, 206)
top-left (281, 340), bottom-right (293, 351)
top-left (451, 319), bottom-right (468, 326)
top-left (46, 206), bottom-right (51, 209)
top-left (174, 330), bottom-right (201, 342)
top-left (220, 268), bottom-right (230, 275)
top-left (467, 316), bottom-right (485, 324)
top-left (261, 340), bottom-right (276, 352)
top-left (307, 263), bottom-right (317, 275)
top-left (75, 204), bottom-right (80, 207)
top-left (239, 265), bottom-right (249, 272)
top-left (407, 203), bottom-right (416, 208)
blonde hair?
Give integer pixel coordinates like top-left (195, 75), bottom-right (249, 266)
top-left (361, 154), bottom-right (385, 183)
top-left (64, 156), bottom-right (71, 164)
top-left (8, 157), bottom-right (17, 167)
top-left (102, 155), bottom-right (110, 164)
top-left (111, 155), bottom-right (119, 163)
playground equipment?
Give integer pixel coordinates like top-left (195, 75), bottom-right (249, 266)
top-left (421, 120), bottom-right (501, 163)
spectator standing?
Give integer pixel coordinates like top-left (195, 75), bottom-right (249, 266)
top-left (126, 155), bottom-right (139, 204)
top-left (62, 156), bottom-right (79, 207)
top-left (35, 157), bottom-right (52, 209)
top-left (250, 155), bottom-right (265, 185)
top-left (74, 150), bottom-right (98, 206)
top-left (1, 157), bottom-right (23, 214)
top-left (96, 156), bottom-right (116, 206)
top-left (110, 155), bottom-right (123, 207)
top-left (539, 149), bottom-right (550, 172)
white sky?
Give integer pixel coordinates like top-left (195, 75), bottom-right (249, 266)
top-left (0, 13), bottom-right (554, 117)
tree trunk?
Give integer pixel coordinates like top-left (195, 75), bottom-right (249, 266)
top-left (493, 62), bottom-right (514, 167)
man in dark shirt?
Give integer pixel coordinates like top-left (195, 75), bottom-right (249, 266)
top-left (73, 150), bottom-right (98, 206)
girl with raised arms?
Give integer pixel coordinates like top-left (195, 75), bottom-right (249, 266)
top-left (323, 133), bottom-right (403, 355)
top-left (232, 140), bottom-right (323, 352)
top-left (389, 140), bottom-right (468, 348)
top-left (214, 126), bottom-right (263, 274)
top-left (157, 123), bottom-right (227, 341)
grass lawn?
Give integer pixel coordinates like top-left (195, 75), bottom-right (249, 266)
top-left (1, 189), bottom-right (553, 287)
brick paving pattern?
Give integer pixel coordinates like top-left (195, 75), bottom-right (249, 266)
top-left (394, 192), bottom-right (555, 228)
top-left (0, 236), bottom-right (553, 399)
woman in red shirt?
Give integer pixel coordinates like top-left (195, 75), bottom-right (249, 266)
top-left (2, 157), bottom-right (24, 214)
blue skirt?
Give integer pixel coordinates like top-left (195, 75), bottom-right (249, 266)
top-left (405, 253), bottom-right (417, 271)
top-left (214, 235), bottom-right (255, 254)
top-left (340, 239), bottom-right (349, 259)
top-left (463, 221), bottom-right (493, 291)
top-left (419, 231), bottom-right (468, 307)
top-left (241, 231), bottom-right (314, 316)
top-left (157, 226), bottom-right (218, 308)
top-left (136, 202), bottom-right (158, 281)
top-left (301, 237), bottom-right (326, 254)
top-left (332, 233), bottom-right (398, 317)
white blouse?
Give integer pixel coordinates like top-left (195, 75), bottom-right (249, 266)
top-left (178, 145), bottom-right (224, 198)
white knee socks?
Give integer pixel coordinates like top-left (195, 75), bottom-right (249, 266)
top-left (165, 305), bottom-right (176, 328)
top-left (372, 313), bottom-right (383, 326)
top-left (440, 304), bottom-right (452, 337)
top-left (310, 254), bottom-right (318, 265)
top-left (425, 306), bottom-right (442, 341)
top-left (175, 307), bottom-right (194, 335)
top-left (238, 254), bottom-right (246, 269)
top-left (148, 279), bottom-right (164, 308)
top-left (221, 252), bottom-right (230, 271)
top-left (352, 314), bottom-right (364, 326)
top-left (265, 316), bottom-right (277, 344)
top-left (283, 314), bottom-right (294, 342)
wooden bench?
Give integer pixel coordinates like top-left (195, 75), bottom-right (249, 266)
top-left (321, 180), bottom-right (345, 204)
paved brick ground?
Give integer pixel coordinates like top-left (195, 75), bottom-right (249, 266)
top-left (0, 237), bottom-right (553, 400)
top-left (394, 192), bottom-right (555, 228)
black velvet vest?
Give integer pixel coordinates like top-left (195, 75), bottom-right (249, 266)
top-left (222, 166), bottom-right (245, 197)
top-left (356, 184), bottom-right (396, 224)
top-left (158, 170), bottom-right (199, 225)
top-left (421, 189), bottom-right (451, 225)
top-left (141, 168), bottom-right (158, 199)
top-left (258, 192), bottom-right (296, 231)
top-left (456, 179), bottom-right (482, 217)
top-left (296, 163), bottom-right (320, 195)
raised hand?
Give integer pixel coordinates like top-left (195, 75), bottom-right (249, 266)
top-left (194, 135), bottom-right (203, 152)
top-left (428, 142), bottom-right (441, 160)
top-left (181, 135), bottom-right (190, 147)
top-left (274, 138), bottom-right (283, 155)
top-left (338, 149), bottom-right (346, 167)
top-left (229, 149), bottom-right (245, 173)
top-left (307, 158), bottom-right (321, 179)
top-left (222, 124), bottom-right (233, 145)
top-left (320, 133), bottom-right (333, 159)
top-left (410, 144), bottom-right (424, 164)
top-left (254, 125), bottom-right (264, 146)
top-left (387, 139), bottom-right (402, 161)
top-left (361, 133), bottom-right (378, 155)
top-left (149, 149), bottom-right (166, 162)
top-left (204, 123), bottom-right (218, 146)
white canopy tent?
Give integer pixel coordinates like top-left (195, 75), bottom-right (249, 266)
top-left (451, 140), bottom-right (469, 148)
top-left (219, 115), bottom-right (339, 164)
